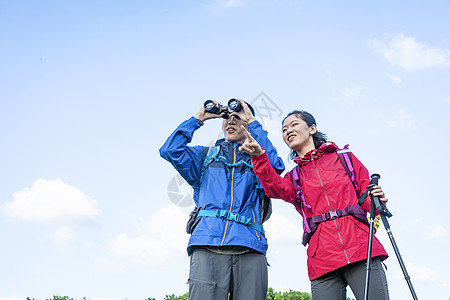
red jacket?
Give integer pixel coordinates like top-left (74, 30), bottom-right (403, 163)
top-left (252, 142), bottom-right (388, 280)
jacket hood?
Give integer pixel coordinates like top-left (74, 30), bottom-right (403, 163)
top-left (294, 142), bottom-right (339, 166)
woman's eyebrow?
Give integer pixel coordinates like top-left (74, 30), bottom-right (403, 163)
top-left (283, 120), bottom-right (295, 128)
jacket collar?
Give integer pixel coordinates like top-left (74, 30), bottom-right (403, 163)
top-left (294, 142), bottom-right (338, 166)
top-left (216, 138), bottom-right (242, 148)
top-left (215, 138), bottom-right (226, 147)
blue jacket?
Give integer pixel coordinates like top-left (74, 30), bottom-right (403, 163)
top-left (160, 116), bottom-right (285, 255)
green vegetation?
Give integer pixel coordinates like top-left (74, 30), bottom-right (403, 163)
top-left (267, 287), bottom-right (312, 300)
top-left (162, 293), bottom-right (188, 300)
top-left (27, 297), bottom-right (89, 300)
top-left (26, 290), bottom-right (356, 300)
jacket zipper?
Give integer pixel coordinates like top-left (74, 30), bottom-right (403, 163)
top-left (311, 155), bottom-right (350, 264)
top-left (252, 208), bottom-right (260, 240)
top-left (220, 146), bottom-right (237, 245)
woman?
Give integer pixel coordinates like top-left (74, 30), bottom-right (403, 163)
top-left (240, 110), bottom-right (390, 300)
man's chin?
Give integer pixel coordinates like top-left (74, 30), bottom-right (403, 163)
top-left (225, 134), bottom-right (245, 144)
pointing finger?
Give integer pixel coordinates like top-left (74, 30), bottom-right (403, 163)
top-left (241, 125), bottom-right (253, 141)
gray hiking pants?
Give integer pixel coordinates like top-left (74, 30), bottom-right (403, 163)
top-left (188, 248), bottom-right (268, 300)
top-left (311, 257), bottom-right (389, 300)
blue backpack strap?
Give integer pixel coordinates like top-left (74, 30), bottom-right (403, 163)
top-left (200, 145), bottom-right (219, 184)
top-left (198, 146), bottom-right (266, 235)
top-left (197, 209), bottom-right (265, 235)
top-left (214, 156), bottom-right (253, 169)
top-left (200, 145), bottom-right (253, 181)
top-left (255, 179), bottom-right (272, 224)
top-left (336, 145), bottom-right (359, 197)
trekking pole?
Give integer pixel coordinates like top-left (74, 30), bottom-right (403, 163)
top-left (362, 174), bottom-right (419, 300)
top-left (362, 174), bottom-right (378, 300)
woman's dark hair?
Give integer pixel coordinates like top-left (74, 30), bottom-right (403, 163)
top-left (282, 110), bottom-right (328, 159)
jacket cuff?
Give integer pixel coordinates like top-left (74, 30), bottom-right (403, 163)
top-left (251, 149), bottom-right (269, 162)
top-left (195, 118), bottom-right (204, 126)
top-left (189, 116), bottom-right (203, 129)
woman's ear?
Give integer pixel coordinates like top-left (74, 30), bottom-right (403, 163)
top-left (310, 125), bottom-right (317, 135)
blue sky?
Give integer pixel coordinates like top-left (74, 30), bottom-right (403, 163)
top-left (1, 0), bottom-right (450, 299)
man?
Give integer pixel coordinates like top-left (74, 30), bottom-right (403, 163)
top-left (159, 98), bottom-right (284, 299)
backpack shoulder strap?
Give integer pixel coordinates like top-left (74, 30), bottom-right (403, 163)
top-left (290, 165), bottom-right (312, 234)
top-left (200, 145), bottom-right (220, 184)
top-left (255, 179), bottom-right (272, 223)
top-left (336, 144), bottom-right (359, 197)
top-left (291, 165), bottom-right (300, 185)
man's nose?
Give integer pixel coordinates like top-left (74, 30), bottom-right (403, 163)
top-left (227, 115), bottom-right (237, 124)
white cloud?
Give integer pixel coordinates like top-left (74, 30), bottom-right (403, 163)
top-left (368, 33), bottom-right (450, 72)
top-left (395, 262), bottom-right (439, 282)
top-left (212, 0), bottom-right (247, 8)
top-left (109, 233), bottom-right (169, 266)
top-left (108, 205), bottom-right (189, 266)
top-left (54, 226), bottom-right (76, 245)
top-left (440, 95), bottom-right (450, 103)
top-left (0, 297), bottom-right (25, 300)
top-left (94, 257), bottom-right (124, 274)
top-left (264, 212), bottom-right (301, 243)
top-left (440, 280), bottom-right (450, 287)
top-left (414, 218), bottom-right (448, 238)
top-left (207, 0), bottom-right (249, 12)
top-left (3, 178), bottom-right (100, 222)
top-left (427, 224), bottom-right (448, 238)
top-left (146, 205), bottom-right (190, 252)
top-left (386, 109), bottom-right (417, 129)
top-left (341, 85), bottom-right (367, 102)
top-left (223, 0), bottom-right (245, 7)
top-left (385, 73), bottom-right (402, 84)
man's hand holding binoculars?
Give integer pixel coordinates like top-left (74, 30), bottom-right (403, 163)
top-left (235, 98), bottom-right (257, 125)
top-left (194, 99), bottom-right (224, 123)
top-left (194, 98), bottom-right (256, 124)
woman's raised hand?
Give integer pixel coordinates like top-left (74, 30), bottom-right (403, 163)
top-left (239, 125), bottom-right (265, 156)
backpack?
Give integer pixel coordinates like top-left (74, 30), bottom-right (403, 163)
top-left (186, 145), bottom-right (271, 235)
top-left (290, 144), bottom-right (369, 246)
top-left (290, 144), bottom-right (359, 202)
top-left (201, 145), bottom-right (272, 223)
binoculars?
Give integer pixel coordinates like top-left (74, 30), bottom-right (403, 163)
top-left (204, 99), bottom-right (242, 115)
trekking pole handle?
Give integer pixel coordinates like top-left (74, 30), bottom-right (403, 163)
top-left (370, 173), bottom-right (380, 185)
top-left (357, 174), bottom-right (380, 206)
top-left (369, 173), bottom-right (393, 218)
